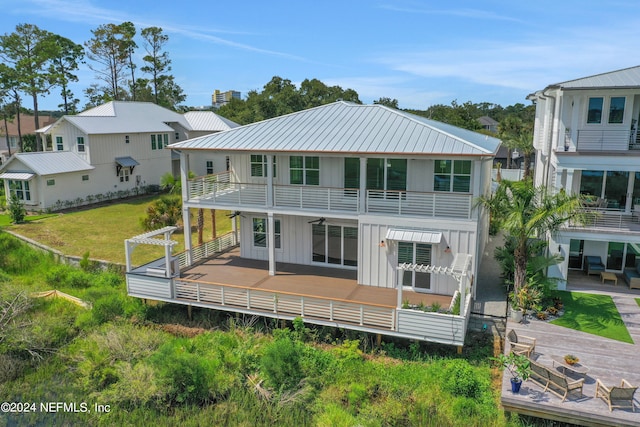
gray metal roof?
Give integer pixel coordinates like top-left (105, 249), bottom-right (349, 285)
top-left (115, 156), bottom-right (139, 167)
top-left (386, 229), bottom-right (443, 244)
top-left (0, 152), bottom-right (94, 176)
top-left (549, 65), bottom-right (640, 90)
top-left (0, 172), bottom-right (34, 180)
top-left (169, 101), bottom-right (501, 156)
top-left (183, 111), bottom-right (239, 131)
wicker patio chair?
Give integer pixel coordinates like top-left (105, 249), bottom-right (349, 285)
top-left (595, 379), bottom-right (637, 412)
top-left (506, 329), bottom-right (536, 357)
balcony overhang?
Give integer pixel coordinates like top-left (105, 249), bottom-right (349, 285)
top-left (386, 229), bottom-right (442, 244)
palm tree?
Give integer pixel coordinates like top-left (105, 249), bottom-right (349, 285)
top-left (476, 179), bottom-right (584, 296)
top-left (160, 171), bottom-right (207, 244)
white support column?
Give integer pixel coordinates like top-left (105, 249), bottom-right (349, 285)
top-left (626, 172), bottom-right (635, 212)
top-left (396, 268), bottom-right (403, 308)
top-left (179, 151), bottom-right (192, 266)
top-left (232, 215), bottom-right (238, 244)
top-left (124, 241), bottom-right (132, 272)
top-left (565, 169), bottom-right (575, 195)
top-left (266, 154), bottom-right (274, 207)
top-left (268, 212), bottom-right (276, 275)
top-left (359, 157), bottom-right (367, 213)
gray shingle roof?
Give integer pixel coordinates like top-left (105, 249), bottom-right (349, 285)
top-left (0, 152), bottom-right (94, 176)
top-left (169, 101), bottom-right (500, 156)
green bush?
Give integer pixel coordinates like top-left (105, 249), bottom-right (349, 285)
top-left (45, 265), bottom-right (92, 289)
top-left (441, 359), bottom-right (483, 399)
top-left (261, 334), bottom-right (304, 390)
top-left (8, 194), bottom-right (26, 224)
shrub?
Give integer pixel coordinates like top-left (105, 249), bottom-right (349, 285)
top-left (8, 194), bottom-right (26, 223)
top-left (91, 293), bottom-right (126, 324)
top-left (441, 359), bottom-right (483, 399)
top-left (261, 335), bottom-right (304, 390)
top-left (140, 195), bottom-right (182, 231)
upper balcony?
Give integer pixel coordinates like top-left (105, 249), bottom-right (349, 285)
top-left (187, 171), bottom-right (474, 220)
top-left (565, 129), bottom-right (640, 152)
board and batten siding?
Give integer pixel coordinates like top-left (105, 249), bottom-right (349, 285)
top-left (358, 215), bottom-right (478, 293)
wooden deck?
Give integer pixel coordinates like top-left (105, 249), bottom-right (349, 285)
top-left (181, 248), bottom-right (453, 309)
top-left (501, 283), bottom-right (640, 427)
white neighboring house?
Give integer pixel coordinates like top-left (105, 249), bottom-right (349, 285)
top-left (0, 101), bottom-right (238, 211)
top-left (124, 101), bottom-right (501, 346)
top-left (530, 65), bottom-right (640, 288)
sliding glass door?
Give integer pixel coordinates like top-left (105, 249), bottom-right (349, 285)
top-left (312, 224), bottom-right (358, 267)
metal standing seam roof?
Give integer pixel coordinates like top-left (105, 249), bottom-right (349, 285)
top-left (0, 152), bottom-right (94, 176)
top-left (169, 101), bottom-right (501, 156)
top-left (183, 111), bottom-right (239, 131)
top-left (385, 229), bottom-right (443, 244)
top-left (0, 172), bottom-right (35, 180)
top-left (548, 65), bottom-right (640, 90)
top-left (115, 156), bottom-right (139, 167)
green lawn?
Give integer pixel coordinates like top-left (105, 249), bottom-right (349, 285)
top-left (2, 197), bottom-right (232, 265)
top-left (636, 298), bottom-right (640, 308)
top-left (0, 213), bottom-right (56, 227)
top-left (550, 291), bottom-right (633, 344)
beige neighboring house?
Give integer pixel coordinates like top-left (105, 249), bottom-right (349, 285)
top-left (0, 114), bottom-right (57, 163)
top-left (0, 101), bottom-right (238, 211)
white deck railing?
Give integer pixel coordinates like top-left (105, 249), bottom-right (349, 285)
top-left (366, 190), bottom-right (472, 219)
top-left (574, 129), bottom-right (631, 151)
top-left (566, 209), bottom-right (640, 233)
top-left (176, 232), bottom-right (238, 268)
top-left (173, 279), bottom-right (396, 330)
top-left (187, 174), bottom-right (473, 219)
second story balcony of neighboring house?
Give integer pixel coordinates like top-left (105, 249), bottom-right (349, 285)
top-left (186, 166), bottom-right (476, 220)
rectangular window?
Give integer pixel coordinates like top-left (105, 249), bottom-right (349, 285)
top-left (125, 135), bottom-right (130, 144)
top-left (252, 218), bottom-right (281, 248)
top-left (398, 241), bottom-right (432, 290)
top-left (608, 97), bottom-right (625, 124)
top-left (250, 155), bottom-right (276, 177)
top-left (8, 180), bottom-right (31, 201)
top-left (82, 175), bottom-right (89, 181)
top-left (366, 158), bottom-right (407, 193)
top-left (175, 132), bottom-right (180, 140)
top-left (151, 134), bottom-right (157, 150)
top-left (579, 170), bottom-right (604, 197)
top-left (46, 179), bottom-right (55, 186)
top-left (77, 136), bottom-right (85, 152)
top-left (119, 168), bottom-right (130, 182)
top-left (289, 156), bottom-right (319, 185)
top-left (164, 133), bottom-right (169, 147)
top-left (587, 97), bottom-right (603, 124)
top-left (206, 161), bottom-right (214, 175)
top-left (56, 136), bottom-right (63, 151)
top-left (344, 158), bottom-right (360, 189)
top-left (434, 160), bottom-right (471, 192)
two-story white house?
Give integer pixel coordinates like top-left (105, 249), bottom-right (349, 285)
top-left (124, 101), bottom-right (501, 346)
top-left (0, 102), bottom-right (237, 211)
top-left (530, 66), bottom-right (640, 289)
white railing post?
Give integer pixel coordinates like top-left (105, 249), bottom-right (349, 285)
top-left (329, 301), bottom-right (334, 321)
top-left (247, 290), bottom-right (251, 309)
top-left (301, 297), bottom-right (305, 316)
top-left (197, 283), bottom-right (201, 302)
top-left (360, 306), bottom-right (364, 325)
top-left (221, 287), bottom-right (225, 305)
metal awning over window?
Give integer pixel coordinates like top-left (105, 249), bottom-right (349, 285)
top-left (385, 229), bottom-right (442, 244)
top-left (0, 172), bottom-right (35, 180)
top-left (115, 156), bottom-right (139, 176)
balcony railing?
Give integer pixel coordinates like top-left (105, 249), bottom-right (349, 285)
top-left (573, 129), bottom-right (633, 151)
top-left (565, 208), bottom-right (640, 233)
top-left (187, 173), bottom-right (473, 219)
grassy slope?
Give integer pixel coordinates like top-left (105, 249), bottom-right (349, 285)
top-left (550, 291), bottom-right (633, 343)
top-left (2, 196), bottom-right (232, 265)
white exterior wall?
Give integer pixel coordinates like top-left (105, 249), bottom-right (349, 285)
top-left (51, 121), bottom-right (90, 162)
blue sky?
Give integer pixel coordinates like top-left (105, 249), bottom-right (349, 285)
top-left (3, 0), bottom-right (640, 111)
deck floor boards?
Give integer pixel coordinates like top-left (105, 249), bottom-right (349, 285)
top-left (501, 273), bottom-right (640, 427)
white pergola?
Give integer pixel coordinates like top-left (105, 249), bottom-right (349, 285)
top-left (396, 253), bottom-right (472, 311)
top-left (124, 226), bottom-right (179, 277)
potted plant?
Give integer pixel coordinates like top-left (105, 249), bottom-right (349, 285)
top-left (493, 352), bottom-right (531, 393)
top-left (564, 354), bottom-right (579, 365)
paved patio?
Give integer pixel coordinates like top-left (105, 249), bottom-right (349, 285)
top-left (501, 282), bottom-right (640, 427)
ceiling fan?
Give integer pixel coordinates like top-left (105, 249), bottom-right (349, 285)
top-left (308, 217), bottom-right (326, 225)
top-left (227, 211), bottom-right (244, 219)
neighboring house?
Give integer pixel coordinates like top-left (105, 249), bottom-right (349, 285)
top-left (477, 115), bottom-right (498, 133)
top-left (0, 114), bottom-right (57, 163)
top-left (529, 65), bottom-right (640, 287)
top-left (124, 101), bottom-right (501, 346)
top-left (0, 101), bottom-right (238, 211)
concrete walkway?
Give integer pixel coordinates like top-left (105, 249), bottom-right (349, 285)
top-left (472, 233), bottom-right (508, 318)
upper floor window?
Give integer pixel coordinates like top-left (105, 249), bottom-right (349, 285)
top-left (253, 218), bottom-right (281, 248)
top-left (8, 180), bottom-right (30, 201)
top-left (77, 136), bottom-right (85, 152)
top-left (344, 158), bottom-right (360, 189)
top-left (46, 179), bottom-right (55, 186)
top-left (609, 97), bottom-right (625, 124)
top-left (587, 97), bottom-right (603, 124)
top-left (175, 132), bottom-right (180, 140)
top-left (151, 134), bottom-right (168, 150)
top-left (250, 154), bottom-right (276, 177)
top-left (434, 160), bottom-right (471, 192)
top-left (125, 135), bottom-right (130, 144)
top-left (290, 156), bottom-right (319, 185)
top-left (366, 158), bottom-right (407, 192)
top-left (82, 175), bottom-right (89, 181)
top-left (56, 136), bottom-right (63, 151)
top-left (206, 160), bottom-right (214, 175)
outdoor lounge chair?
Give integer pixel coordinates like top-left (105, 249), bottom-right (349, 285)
top-left (595, 379), bottom-right (637, 412)
top-left (584, 255), bottom-right (605, 276)
top-left (506, 329), bottom-right (536, 357)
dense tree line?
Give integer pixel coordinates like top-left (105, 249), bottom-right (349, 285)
top-left (0, 22), bottom-right (184, 152)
